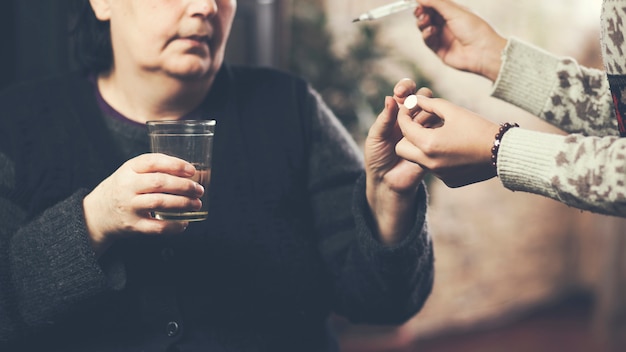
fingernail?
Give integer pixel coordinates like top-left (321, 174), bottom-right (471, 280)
top-left (395, 87), bottom-right (409, 97)
top-left (385, 96), bottom-right (394, 108)
top-left (185, 164), bottom-right (196, 175)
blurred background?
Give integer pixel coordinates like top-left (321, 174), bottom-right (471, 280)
top-left (2, 0), bottom-right (625, 351)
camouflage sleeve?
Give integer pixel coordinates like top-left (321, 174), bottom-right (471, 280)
top-left (492, 38), bottom-right (618, 137)
top-left (492, 36), bottom-right (626, 217)
top-left (496, 127), bottom-right (626, 217)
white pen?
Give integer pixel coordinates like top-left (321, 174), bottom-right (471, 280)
top-left (353, 0), bottom-right (419, 23)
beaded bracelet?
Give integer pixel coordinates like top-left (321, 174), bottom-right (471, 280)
top-left (491, 122), bottom-right (519, 169)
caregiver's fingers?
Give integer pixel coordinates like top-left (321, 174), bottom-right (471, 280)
top-left (403, 94), bottom-right (443, 128)
top-left (395, 137), bottom-right (430, 168)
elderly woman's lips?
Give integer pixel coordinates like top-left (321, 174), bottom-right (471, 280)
top-left (186, 35), bottom-right (209, 42)
top-left (180, 35), bottom-right (209, 43)
top-left (173, 36), bottom-right (210, 50)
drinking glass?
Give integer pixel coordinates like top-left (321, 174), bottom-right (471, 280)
top-left (147, 120), bottom-right (216, 221)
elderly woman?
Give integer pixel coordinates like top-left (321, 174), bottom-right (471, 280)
top-left (0, 0), bottom-right (433, 351)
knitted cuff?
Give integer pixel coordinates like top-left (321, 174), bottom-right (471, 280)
top-left (496, 127), bottom-right (565, 197)
top-left (491, 37), bottom-right (561, 116)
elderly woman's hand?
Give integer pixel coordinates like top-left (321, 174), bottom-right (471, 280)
top-left (83, 153), bottom-right (204, 257)
top-left (363, 79), bottom-right (431, 245)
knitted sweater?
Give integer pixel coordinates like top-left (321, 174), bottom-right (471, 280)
top-left (0, 65), bottom-right (434, 351)
top-left (491, 0), bottom-right (626, 217)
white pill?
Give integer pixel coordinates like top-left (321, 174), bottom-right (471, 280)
top-left (404, 95), bottom-right (418, 110)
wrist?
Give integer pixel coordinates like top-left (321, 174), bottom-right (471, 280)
top-left (366, 179), bottom-right (419, 246)
top-left (480, 36), bottom-right (508, 82)
top-left (83, 193), bottom-right (113, 257)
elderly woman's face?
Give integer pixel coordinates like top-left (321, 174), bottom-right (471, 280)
top-left (90, 0), bottom-right (236, 80)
